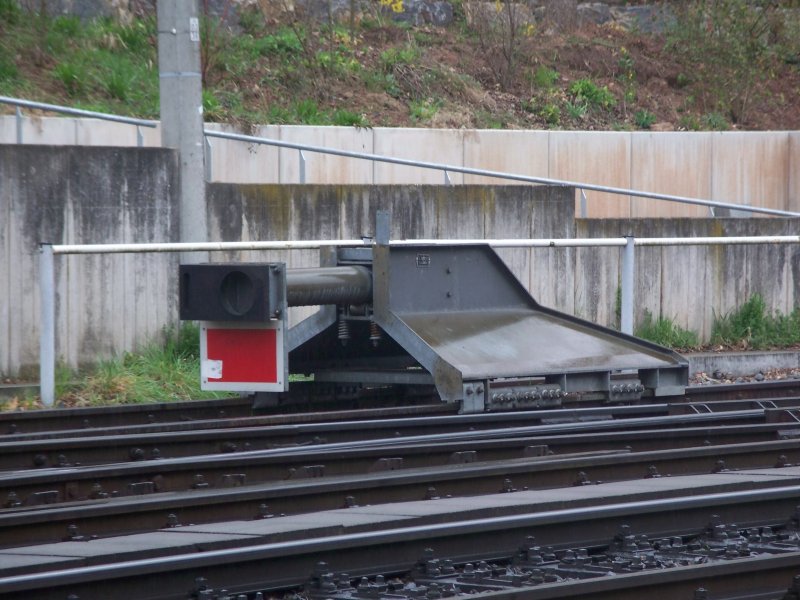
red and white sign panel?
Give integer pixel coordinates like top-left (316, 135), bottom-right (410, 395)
top-left (200, 320), bottom-right (286, 392)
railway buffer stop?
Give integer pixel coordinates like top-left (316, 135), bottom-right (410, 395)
top-left (179, 213), bottom-right (688, 413)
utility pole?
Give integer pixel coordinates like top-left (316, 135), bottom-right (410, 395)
top-left (157, 0), bottom-right (207, 262)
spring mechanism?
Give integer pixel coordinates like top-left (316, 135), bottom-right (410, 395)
top-left (338, 317), bottom-right (351, 346)
top-left (369, 320), bottom-right (382, 347)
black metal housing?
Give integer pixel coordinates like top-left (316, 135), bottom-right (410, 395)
top-left (179, 263), bottom-right (278, 322)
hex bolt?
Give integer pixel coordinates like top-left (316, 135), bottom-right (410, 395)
top-left (192, 474), bottom-right (209, 489)
top-left (425, 486), bottom-right (440, 500)
top-left (339, 573), bottom-right (352, 589)
top-left (221, 441), bottom-right (238, 453)
top-left (442, 559), bottom-right (455, 575)
top-left (776, 454), bottom-right (790, 468)
top-left (257, 504), bottom-right (274, 519)
top-left (712, 459), bottom-right (728, 473)
top-left (321, 573), bottom-right (337, 593)
top-left (694, 588), bottom-right (708, 600)
top-left (645, 465), bottom-right (661, 479)
top-left (129, 447), bottom-right (145, 461)
top-left (166, 513), bottom-right (180, 528)
top-left (344, 495), bottom-right (358, 508)
top-left (427, 583), bottom-right (442, 599)
top-left (151, 448), bottom-right (161, 460)
top-left (313, 561), bottom-right (329, 577)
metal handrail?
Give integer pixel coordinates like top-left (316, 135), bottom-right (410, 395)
top-left (0, 96), bottom-right (157, 146)
top-left (3, 95), bottom-right (799, 217)
top-left (38, 233), bottom-right (800, 407)
top-left (203, 129), bottom-right (800, 218)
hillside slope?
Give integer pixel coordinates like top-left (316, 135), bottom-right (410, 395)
top-left (0, 1), bottom-right (799, 131)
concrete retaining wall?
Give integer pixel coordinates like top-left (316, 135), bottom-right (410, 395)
top-left (0, 145), bottom-right (180, 376)
top-left (576, 219), bottom-right (800, 339)
top-left (1, 145), bottom-right (798, 376)
top-left (1, 117), bottom-right (797, 218)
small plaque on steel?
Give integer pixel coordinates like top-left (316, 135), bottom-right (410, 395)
top-left (415, 254), bottom-right (431, 268)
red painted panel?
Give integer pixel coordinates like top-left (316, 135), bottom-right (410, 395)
top-left (206, 328), bottom-right (278, 383)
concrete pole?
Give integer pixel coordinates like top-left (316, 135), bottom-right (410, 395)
top-left (157, 0), bottom-right (207, 263)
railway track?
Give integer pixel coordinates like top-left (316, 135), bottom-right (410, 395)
top-left (2, 383), bottom-right (800, 599)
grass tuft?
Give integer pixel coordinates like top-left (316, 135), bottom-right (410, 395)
top-left (711, 295), bottom-right (800, 350)
top-left (5, 323), bottom-right (232, 410)
top-left (635, 310), bottom-right (699, 350)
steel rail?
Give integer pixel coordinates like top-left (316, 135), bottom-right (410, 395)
top-left (2, 436), bottom-right (798, 548)
top-left (0, 414), bottom-right (790, 510)
top-left (0, 402), bottom-right (668, 443)
top-left (3, 400), bottom-right (800, 472)
top-left (0, 402), bottom-right (454, 440)
top-left (3, 378), bottom-right (797, 439)
top-left (3, 484), bottom-right (800, 598)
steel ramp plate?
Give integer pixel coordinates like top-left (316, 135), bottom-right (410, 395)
top-left (400, 308), bottom-right (677, 380)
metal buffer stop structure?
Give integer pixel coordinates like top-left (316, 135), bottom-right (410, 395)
top-left (180, 215), bottom-right (688, 413)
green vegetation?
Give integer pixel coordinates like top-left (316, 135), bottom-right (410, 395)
top-left (3, 294), bottom-right (798, 410)
top-left (711, 294), bottom-right (800, 350)
top-left (632, 295), bottom-right (799, 351)
top-left (634, 109), bottom-right (656, 129)
top-left (635, 311), bottom-right (699, 349)
top-left (0, 1), bottom-right (798, 130)
top-left (1, 324), bottom-right (232, 410)
top-left (666, 0), bottom-right (800, 125)
top-left (569, 78), bottom-right (616, 110)
top-left (532, 65), bottom-right (559, 90)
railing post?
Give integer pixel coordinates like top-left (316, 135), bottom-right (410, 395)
top-left (15, 106), bottom-right (22, 144)
top-left (204, 137), bottom-right (212, 182)
top-left (621, 235), bottom-right (635, 335)
top-left (39, 243), bottom-right (56, 407)
top-left (299, 150), bottom-right (306, 184)
top-left (444, 169), bottom-right (451, 185)
top-left (136, 125), bottom-right (144, 147)
top-left (580, 189), bottom-right (588, 218)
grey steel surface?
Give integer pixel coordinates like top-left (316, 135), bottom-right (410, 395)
top-left (286, 266), bottom-right (372, 307)
top-left (400, 310), bottom-right (676, 378)
top-left (371, 243), bottom-right (688, 405)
